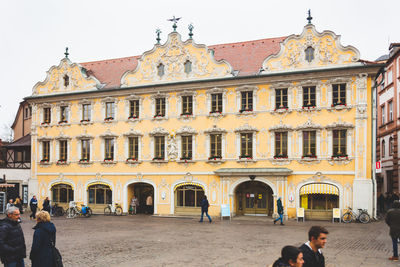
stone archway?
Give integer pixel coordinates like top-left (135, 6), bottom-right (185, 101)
top-left (234, 181), bottom-right (274, 216)
top-left (127, 182), bottom-right (154, 214)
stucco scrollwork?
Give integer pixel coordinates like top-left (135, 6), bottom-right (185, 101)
top-left (204, 125), bottom-right (227, 134)
top-left (296, 119), bottom-right (322, 130)
top-left (149, 127), bottom-right (169, 136)
top-left (99, 129), bottom-right (118, 138)
top-left (176, 125), bottom-right (197, 135)
top-left (234, 123), bottom-right (258, 133)
top-left (123, 128), bottom-right (143, 137)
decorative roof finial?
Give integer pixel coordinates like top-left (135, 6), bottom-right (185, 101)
top-left (64, 47), bottom-right (69, 58)
top-left (307, 9), bottom-right (313, 24)
top-left (167, 16), bottom-right (181, 32)
top-left (156, 29), bottom-right (162, 44)
top-left (188, 23), bottom-right (194, 39)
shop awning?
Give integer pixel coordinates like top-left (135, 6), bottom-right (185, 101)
top-left (174, 182), bottom-right (205, 191)
top-left (300, 183), bottom-right (339, 196)
top-left (0, 184), bottom-right (15, 188)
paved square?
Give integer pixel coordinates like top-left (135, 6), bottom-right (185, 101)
top-left (14, 214), bottom-right (400, 267)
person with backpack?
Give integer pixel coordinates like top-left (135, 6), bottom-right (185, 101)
top-left (273, 197), bottom-right (284, 225)
top-left (199, 195), bottom-right (212, 223)
top-left (30, 211), bottom-right (58, 267)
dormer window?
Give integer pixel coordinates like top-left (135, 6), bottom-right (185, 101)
top-left (305, 47), bottom-right (314, 63)
top-left (63, 75), bottom-right (69, 87)
top-left (157, 63), bottom-right (165, 77)
top-left (184, 60), bottom-right (192, 74)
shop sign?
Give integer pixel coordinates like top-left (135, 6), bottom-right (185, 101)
top-left (246, 193), bottom-right (250, 198)
top-left (376, 161), bottom-right (382, 173)
top-left (250, 194), bottom-right (255, 198)
top-left (258, 194), bottom-right (262, 199)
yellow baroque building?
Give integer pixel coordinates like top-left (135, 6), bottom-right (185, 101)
top-left (26, 20), bottom-right (382, 220)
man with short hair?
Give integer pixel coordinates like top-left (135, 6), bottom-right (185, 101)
top-left (0, 206), bottom-right (26, 267)
top-left (29, 195), bottom-right (38, 220)
top-left (299, 226), bottom-right (328, 267)
top-left (385, 200), bottom-right (400, 261)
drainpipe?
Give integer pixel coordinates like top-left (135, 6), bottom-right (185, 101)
top-left (372, 77), bottom-right (377, 219)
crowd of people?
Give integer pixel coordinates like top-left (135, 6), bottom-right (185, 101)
top-left (378, 192), bottom-right (400, 214)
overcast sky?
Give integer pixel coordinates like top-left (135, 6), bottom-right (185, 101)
top-left (1, 0), bottom-right (399, 140)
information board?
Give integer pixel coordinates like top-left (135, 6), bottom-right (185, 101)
top-left (297, 207), bottom-right (305, 222)
top-left (332, 208), bottom-right (341, 223)
top-left (220, 204), bottom-right (231, 220)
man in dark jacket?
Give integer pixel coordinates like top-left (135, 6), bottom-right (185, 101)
top-left (0, 206), bottom-right (26, 267)
top-left (199, 195), bottom-right (212, 223)
top-left (385, 200), bottom-right (400, 261)
top-left (29, 196), bottom-right (38, 220)
top-left (299, 226), bottom-right (328, 267)
top-left (273, 197), bottom-right (284, 225)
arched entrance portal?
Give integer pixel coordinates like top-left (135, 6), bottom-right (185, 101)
top-left (127, 183), bottom-right (154, 214)
top-left (51, 183), bottom-right (74, 210)
top-left (235, 181), bottom-right (273, 216)
top-left (88, 184), bottom-right (112, 213)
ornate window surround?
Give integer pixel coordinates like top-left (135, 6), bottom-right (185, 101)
top-left (56, 101), bottom-right (71, 125)
top-left (297, 80), bottom-right (322, 112)
top-left (78, 99), bottom-right (94, 125)
top-left (149, 127), bottom-right (169, 162)
top-left (125, 94), bottom-right (143, 122)
top-left (37, 136), bottom-right (53, 165)
top-left (175, 125), bottom-right (197, 162)
top-left (326, 77), bottom-right (353, 111)
top-left (177, 90), bottom-right (197, 119)
top-left (123, 129), bottom-right (143, 164)
top-left (206, 87), bottom-right (227, 117)
top-left (234, 124), bottom-right (258, 162)
top-left (55, 136), bottom-right (70, 165)
top-left (101, 96), bottom-right (118, 123)
top-left (269, 82), bottom-right (294, 113)
top-left (269, 124), bottom-right (294, 162)
top-left (39, 103), bottom-right (53, 127)
top-left (99, 130), bottom-right (118, 164)
top-left (204, 125), bottom-right (227, 162)
top-left (296, 120), bottom-right (322, 163)
top-left (151, 92), bottom-right (169, 121)
top-left (235, 85), bottom-right (258, 115)
top-left (76, 133), bottom-right (94, 165)
top-left (325, 121), bottom-right (354, 163)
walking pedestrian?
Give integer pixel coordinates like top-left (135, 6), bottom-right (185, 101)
top-left (42, 197), bottom-right (50, 213)
top-left (0, 206), bottom-right (26, 267)
top-left (378, 192), bottom-right (385, 215)
top-left (272, 245), bottom-right (304, 267)
top-left (14, 197), bottom-right (23, 215)
top-left (146, 194), bottom-right (153, 214)
top-left (29, 196), bottom-right (38, 220)
top-left (385, 200), bottom-right (400, 261)
top-left (299, 226), bottom-right (328, 267)
top-left (130, 195), bottom-right (138, 215)
top-left (273, 197), bottom-right (284, 225)
top-left (386, 192), bottom-right (393, 212)
top-left (198, 195), bottom-right (212, 223)
top-left (29, 211), bottom-right (57, 267)
top-left (6, 199), bottom-right (14, 210)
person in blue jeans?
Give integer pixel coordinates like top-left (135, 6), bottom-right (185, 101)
top-left (273, 197), bottom-right (284, 225)
top-left (386, 200), bottom-right (400, 261)
top-left (199, 195), bottom-right (212, 223)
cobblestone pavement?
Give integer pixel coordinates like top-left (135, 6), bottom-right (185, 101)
top-left (10, 213), bottom-right (400, 267)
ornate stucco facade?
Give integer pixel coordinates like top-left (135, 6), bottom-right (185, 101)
top-left (26, 21), bottom-right (382, 219)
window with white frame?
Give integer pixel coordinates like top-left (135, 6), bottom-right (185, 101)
top-left (209, 134), bottom-right (222, 159)
top-left (275, 132), bottom-right (288, 158)
top-left (82, 104), bottom-right (91, 122)
top-left (104, 138), bottom-right (114, 161)
top-left (332, 84), bottom-right (346, 106)
top-left (387, 70), bottom-right (393, 85)
top-left (41, 141), bottom-right (50, 162)
top-left (240, 133), bottom-right (253, 159)
top-left (382, 139), bottom-right (386, 158)
top-left (59, 106), bottom-right (68, 123)
top-left (389, 101), bottom-right (393, 122)
top-left (81, 139), bottom-right (90, 162)
top-left (303, 86), bottom-right (316, 107)
top-left (181, 96), bottom-right (193, 116)
top-left (155, 98), bottom-right (166, 117)
top-left (128, 136), bottom-right (139, 160)
top-left (58, 140), bottom-right (68, 162)
top-left (154, 136), bottom-right (165, 160)
top-left (240, 91), bottom-right (253, 112)
top-left (43, 107), bottom-right (51, 124)
top-left (381, 104), bottom-right (386, 124)
top-left (275, 88), bottom-right (288, 109)
top-left (211, 93), bottom-right (223, 114)
top-left (302, 131), bottom-right (316, 157)
top-left (332, 130), bottom-right (347, 158)
top-left (389, 137), bottom-right (394, 156)
top-left (129, 100), bottom-right (140, 119)
top-left (180, 135), bottom-right (192, 160)
top-left (105, 102), bottom-right (115, 120)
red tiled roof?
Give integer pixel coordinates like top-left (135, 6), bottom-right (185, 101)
top-left (80, 36), bottom-right (286, 89)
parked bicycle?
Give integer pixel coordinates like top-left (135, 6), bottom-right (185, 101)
top-left (51, 203), bottom-right (65, 217)
top-left (104, 202), bottom-right (123, 216)
top-left (341, 207), bottom-right (370, 223)
top-left (66, 201), bottom-right (92, 218)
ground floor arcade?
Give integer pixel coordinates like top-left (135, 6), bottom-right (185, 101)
top-left (32, 168), bottom-right (372, 220)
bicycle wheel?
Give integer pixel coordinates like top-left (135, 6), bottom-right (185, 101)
top-left (104, 206), bottom-right (112, 216)
top-left (67, 207), bottom-right (76, 218)
top-left (359, 213), bottom-right (370, 224)
top-left (55, 207), bottom-right (64, 217)
top-left (342, 212), bottom-right (353, 223)
top-left (85, 207), bottom-right (92, 218)
top-left (115, 207), bottom-right (123, 216)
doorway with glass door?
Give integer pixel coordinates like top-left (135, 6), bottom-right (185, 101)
top-left (236, 181), bottom-right (273, 216)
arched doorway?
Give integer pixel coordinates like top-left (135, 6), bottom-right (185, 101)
top-left (88, 184), bottom-right (112, 213)
top-left (174, 183), bottom-right (205, 215)
top-left (235, 181), bottom-right (273, 216)
top-left (127, 183), bottom-right (154, 214)
top-left (299, 183), bottom-right (339, 220)
top-left (51, 183), bottom-right (74, 210)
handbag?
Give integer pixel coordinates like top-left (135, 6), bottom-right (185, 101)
top-left (51, 241), bottom-right (63, 267)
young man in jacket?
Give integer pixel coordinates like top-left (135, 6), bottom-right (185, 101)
top-left (0, 206), bottom-right (26, 267)
top-left (273, 197), bottom-right (284, 225)
top-left (29, 196), bottom-right (38, 220)
top-left (385, 200), bottom-right (400, 261)
top-left (299, 226), bottom-right (328, 267)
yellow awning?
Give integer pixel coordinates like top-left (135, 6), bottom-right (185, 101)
top-left (174, 182), bottom-right (205, 191)
top-left (300, 183), bottom-right (339, 196)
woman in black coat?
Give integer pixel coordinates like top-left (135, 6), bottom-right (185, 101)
top-left (30, 210), bottom-right (56, 267)
top-left (199, 195), bottom-right (212, 223)
top-left (42, 197), bottom-right (51, 213)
